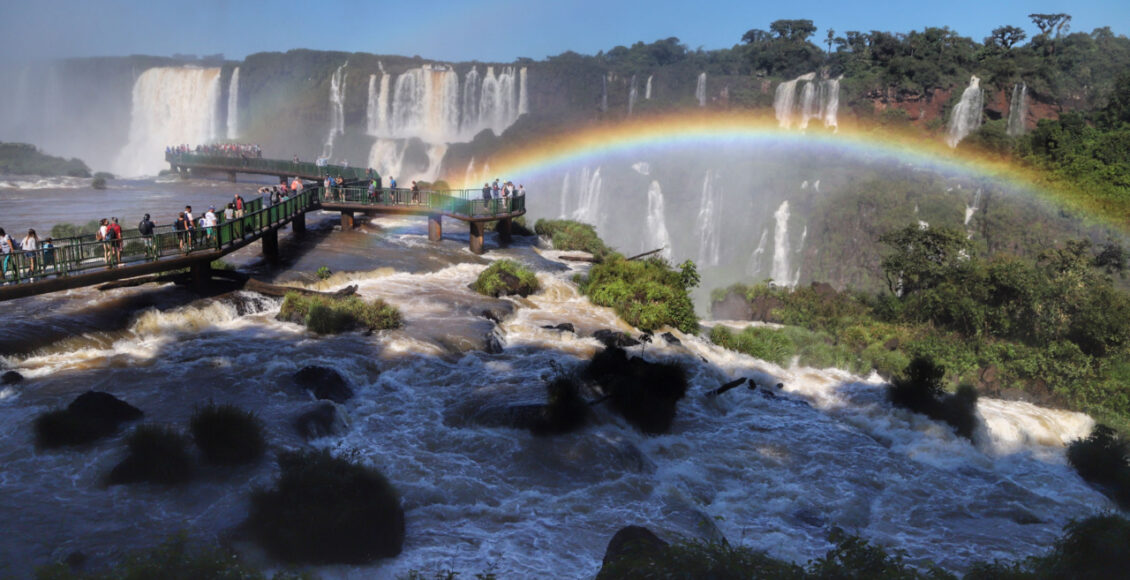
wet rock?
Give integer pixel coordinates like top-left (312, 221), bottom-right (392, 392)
top-left (2, 370), bottom-right (23, 385)
top-left (793, 508), bottom-right (826, 528)
top-left (484, 330), bottom-right (505, 354)
top-left (596, 525), bottom-right (670, 580)
top-left (661, 332), bottom-right (681, 345)
top-left (638, 332), bottom-right (653, 343)
top-left (542, 323), bottom-right (575, 333)
top-left (478, 301), bottom-right (515, 324)
top-left (294, 366), bottom-right (354, 403)
top-left (294, 402), bottom-right (349, 440)
top-left (35, 391), bottom-right (146, 449)
top-left (587, 347), bottom-right (688, 434)
top-left (592, 329), bottom-right (640, 348)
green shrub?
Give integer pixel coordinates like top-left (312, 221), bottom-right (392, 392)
top-left (34, 409), bottom-right (107, 448)
top-left (580, 255), bottom-right (699, 333)
top-left (316, 266), bottom-right (332, 280)
top-left (587, 347), bottom-right (688, 434)
top-left (91, 177), bottom-right (107, 190)
top-left (1066, 424), bottom-right (1130, 508)
top-left (93, 171), bottom-right (114, 180)
top-left (533, 218), bottom-right (610, 257)
top-left (190, 403), bottom-right (266, 466)
top-left (279, 292), bottom-right (402, 334)
top-left (471, 259), bottom-right (540, 298)
top-left (710, 325), bottom-right (794, 366)
top-left (598, 538), bottom-right (805, 579)
top-left (888, 357), bottom-right (980, 439)
top-left (531, 375), bottom-right (590, 435)
top-left (247, 449), bottom-right (405, 564)
top-left (108, 425), bottom-right (193, 485)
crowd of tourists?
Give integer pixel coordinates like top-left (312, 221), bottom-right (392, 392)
top-left (481, 179), bottom-right (526, 201)
top-left (166, 143), bottom-right (263, 159)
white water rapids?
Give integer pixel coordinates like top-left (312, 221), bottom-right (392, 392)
top-left (0, 209), bottom-right (1111, 578)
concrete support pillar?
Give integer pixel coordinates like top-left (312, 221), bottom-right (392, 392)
top-left (190, 261), bottom-right (211, 292)
top-left (469, 221), bottom-right (486, 255)
top-left (428, 214), bottom-right (442, 242)
top-left (341, 210), bottom-right (354, 230)
top-left (292, 212), bottom-right (306, 237)
top-left (227, 171), bottom-right (237, 182)
top-left (498, 218), bottom-right (512, 245)
top-left (262, 229), bottom-right (279, 265)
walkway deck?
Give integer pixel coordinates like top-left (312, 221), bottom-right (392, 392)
top-left (0, 155), bottom-right (527, 302)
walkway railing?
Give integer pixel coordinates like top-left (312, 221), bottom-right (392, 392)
top-left (317, 186), bottom-right (525, 218)
top-left (1, 190), bottom-right (316, 285)
top-left (167, 152), bottom-right (370, 181)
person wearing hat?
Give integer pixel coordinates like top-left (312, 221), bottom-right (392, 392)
top-left (138, 213), bottom-right (156, 258)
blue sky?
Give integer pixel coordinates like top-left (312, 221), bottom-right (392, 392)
top-left (0, 0), bottom-right (1125, 63)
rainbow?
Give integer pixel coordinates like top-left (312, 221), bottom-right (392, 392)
top-left (446, 110), bottom-right (1123, 230)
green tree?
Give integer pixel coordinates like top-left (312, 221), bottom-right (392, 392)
top-left (987, 25), bottom-right (1027, 50)
top-left (879, 224), bottom-right (972, 296)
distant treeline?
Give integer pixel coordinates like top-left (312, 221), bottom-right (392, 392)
top-left (0, 142), bottom-right (90, 177)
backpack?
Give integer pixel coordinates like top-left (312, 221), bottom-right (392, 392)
top-left (109, 224), bottom-right (122, 240)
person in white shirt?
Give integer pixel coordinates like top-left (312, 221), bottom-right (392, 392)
top-left (20, 229), bottom-right (39, 276)
top-left (203, 206), bottom-right (218, 243)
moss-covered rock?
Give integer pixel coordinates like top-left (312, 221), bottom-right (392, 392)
top-left (278, 292), bottom-right (402, 334)
top-left (533, 218), bottom-right (610, 257)
top-left (471, 259), bottom-right (540, 298)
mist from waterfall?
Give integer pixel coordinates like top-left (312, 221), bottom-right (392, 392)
top-left (1007, 83), bottom-right (1028, 137)
top-left (748, 229), bottom-right (769, 278)
top-left (225, 67), bottom-right (239, 140)
top-left (645, 75), bottom-right (653, 100)
top-left (114, 67), bottom-right (223, 177)
top-left (946, 75), bottom-right (983, 148)
top-left (322, 63), bottom-right (348, 160)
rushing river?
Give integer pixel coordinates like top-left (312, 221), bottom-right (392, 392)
top-left (0, 177), bottom-right (1112, 578)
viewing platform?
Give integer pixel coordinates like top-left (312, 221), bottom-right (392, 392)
top-left (0, 155), bottom-right (527, 302)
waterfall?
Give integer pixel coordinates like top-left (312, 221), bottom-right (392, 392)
top-left (798, 80), bottom-right (817, 129)
top-left (225, 67), bottom-right (239, 139)
top-left (114, 67), bottom-right (222, 177)
top-left (770, 200), bottom-right (793, 286)
top-left (1007, 83), bottom-right (1028, 137)
top-left (696, 170), bottom-right (722, 266)
top-left (600, 74), bottom-right (608, 113)
top-left (377, 69), bottom-right (390, 135)
top-left (461, 67), bottom-right (481, 136)
top-left (518, 67), bottom-right (529, 116)
top-left (645, 75), bottom-right (653, 100)
top-left (946, 75), bottom-right (983, 148)
top-left (366, 74), bottom-right (379, 135)
top-left (823, 77), bottom-right (840, 129)
top-left (572, 167), bottom-right (604, 228)
top-left (965, 188), bottom-right (983, 226)
top-left (388, 65), bottom-right (461, 143)
top-left (774, 73), bottom-right (815, 128)
top-left (696, 73), bottom-right (707, 107)
top-left (645, 180), bottom-right (671, 258)
top-left (748, 229), bottom-right (769, 278)
top-left (794, 225), bottom-right (807, 286)
top-left (628, 75), bottom-right (638, 115)
top-left (420, 144), bottom-right (448, 182)
top-left (559, 173), bottom-right (571, 218)
top-left (478, 66), bottom-right (523, 137)
top-left (322, 63), bottom-right (347, 160)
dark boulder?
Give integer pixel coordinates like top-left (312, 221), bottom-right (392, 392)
top-left (2, 370), bottom-right (23, 385)
top-left (294, 366), bottom-right (354, 403)
top-left (34, 391), bottom-right (144, 448)
top-left (587, 347), bottom-right (688, 434)
top-left (107, 424), bottom-right (193, 486)
top-left (710, 289), bottom-right (753, 321)
top-left (592, 329), bottom-right (641, 348)
top-left (484, 331), bottom-right (504, 354)
top-left (294, 402), bottom-right (349, 440)
top-left (542, 323), bottom-right (575, 333)
top-left (596, 525), bottom-right (670, 580)
top-left (661, 332), bottom-right (681, 345)
top-left (749, 292), bottom-right (786, 322)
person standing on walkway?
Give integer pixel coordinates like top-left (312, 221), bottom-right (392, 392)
top-left (0, 228), bottom-right (16, 282)
top-left (174, 213), bottom-right (189, 253)
top-left (108, 218), bottom-right (123, 265)
top-left (138, 214), bottom-right (155, 258)
top-left (20, 229), bottom-right (40, 277)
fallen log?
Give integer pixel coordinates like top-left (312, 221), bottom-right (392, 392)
top-left (558, 254), bottom-right (601, 263)
top-left (626, 248), bottom-right (665, 261)
top-left (97, 273), bottom-right (184, 291)
top-left (705, 377), bottom-right (749, 398)
top-left (244, 278), bottom-right (357, 298)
